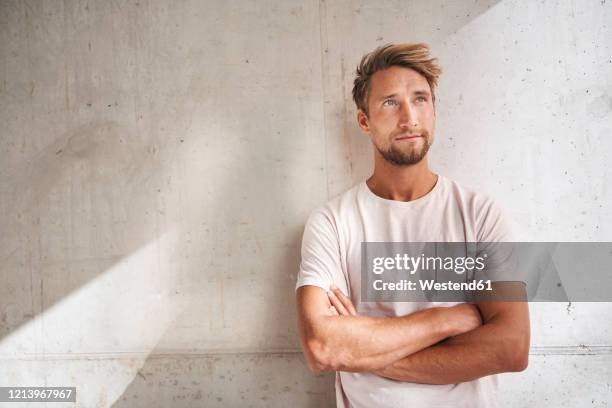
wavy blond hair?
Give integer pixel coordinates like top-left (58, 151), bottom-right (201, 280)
top-left (352, 43), bottom-right (442, 116)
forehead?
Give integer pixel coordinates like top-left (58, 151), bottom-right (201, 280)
top-left (368, 66), bottom-right (430, 97)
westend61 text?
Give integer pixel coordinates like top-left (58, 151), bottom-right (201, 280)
top-left (373, 279), bottom-right (493, 291)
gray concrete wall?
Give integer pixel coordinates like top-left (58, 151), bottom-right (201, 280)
top-left (1, 0), bottom-right (610, 406)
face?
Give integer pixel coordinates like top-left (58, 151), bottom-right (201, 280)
top-left (357, 66), bottom-right (436, 166)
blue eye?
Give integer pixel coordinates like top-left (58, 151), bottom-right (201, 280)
top-left (416, 96), bottom-right (427, 102)
top-left (383, 99), bottom-right (397, 107)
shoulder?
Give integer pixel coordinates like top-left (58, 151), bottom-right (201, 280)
top-left (443, 176), bottom-right (505, 217)
top-left (443, 176), bottom-right (513, 241)
top-left (444, 176), bottom-right (496, 208)
top-left (305, 182), bottom-right (363, 228)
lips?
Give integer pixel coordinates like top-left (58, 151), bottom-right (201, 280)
top-left (395, 134), bottom-right (422, 141)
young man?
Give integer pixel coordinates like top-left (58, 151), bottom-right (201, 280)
top-left (295, 43), bottom-right (530, 407)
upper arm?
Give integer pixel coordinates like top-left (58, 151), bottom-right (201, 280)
top-left (475, 281), bottom-right (531, 371)
top-left (474, 196), bottom-right (530, 359)
top-left (296, 209), bottom-right (346, 292)
top-left (296, 285), bottom-right (332, 338)
top-left (476, 282), bottom-right (529, 324)
top-left (296, 285), bottom-right (333, 371)
top-left (295, 208), bottom-right (347, 371)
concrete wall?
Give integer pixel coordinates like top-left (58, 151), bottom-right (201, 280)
top-left (1, 0), bottom-right (610, 406)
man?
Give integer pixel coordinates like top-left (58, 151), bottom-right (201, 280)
top-left (295, 43), bottom-right (530, 407)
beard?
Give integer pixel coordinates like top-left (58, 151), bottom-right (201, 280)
top-left (376, 133), bottom-right (432, 166)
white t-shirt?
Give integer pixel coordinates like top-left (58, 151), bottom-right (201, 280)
top-left (295, 174), bottom-right (512, 408)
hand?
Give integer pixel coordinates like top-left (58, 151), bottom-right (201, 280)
top-left (327, 285), bottom-right (358, 317)
top-left (449, 303), bottom-right (483, 336)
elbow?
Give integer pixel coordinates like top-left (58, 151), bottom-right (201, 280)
top-left (305, 358), bottom-right (328, 374)
top-left (509, 348), bottom-right (529, 372)
top-left (303, 339), bottom-right (338, 373)
top-left (503, 336), bottom-right (530, 372)
top-left (305, 355), bottom-right (331, 374)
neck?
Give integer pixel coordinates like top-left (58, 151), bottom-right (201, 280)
top-left (366, 153), bottom-right (438, 201)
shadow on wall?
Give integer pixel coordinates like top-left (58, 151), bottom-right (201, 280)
top-left (0, 120), bottom-right (165, 343)
top-left (110, 68), bottom-right (331, 405)
top-left (110, 352), bottom-right (335, 407)
top-left (1, 95), bottom-right (325, 405)
top-left (1, 56), bottom-right (325, 408)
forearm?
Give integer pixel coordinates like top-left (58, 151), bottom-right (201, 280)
top-left (376, 327), bottom-right (505, 384)
top-left (375, 310), bottom-right (530, 384)
top-left (307, 307), bottom-right (456, 372)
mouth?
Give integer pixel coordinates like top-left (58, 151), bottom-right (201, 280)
top-left (395, 134), bottom-right (422, 141)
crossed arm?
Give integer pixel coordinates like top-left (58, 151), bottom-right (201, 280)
top-left (296, 283), bottom-right (530, 384)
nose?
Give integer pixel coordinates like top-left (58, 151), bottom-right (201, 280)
top-left (398, 101), bottom-right (418, 129)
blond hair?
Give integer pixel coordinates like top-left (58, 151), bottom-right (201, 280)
top-left (352, 43), bottom-right (442, 116)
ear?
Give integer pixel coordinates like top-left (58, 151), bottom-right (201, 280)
top-left (357, 109), bottom-right (370, 133)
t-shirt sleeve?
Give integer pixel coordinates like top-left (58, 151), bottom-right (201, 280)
top-left (295, 208), bottom-right (345, 292)
top-left (475, 196), bottom-right (522, 284)
top-left (476, 195), bottom-right (514, 243)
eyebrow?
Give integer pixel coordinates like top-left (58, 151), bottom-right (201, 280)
top-left (377, 90), bottom-right (431, 101)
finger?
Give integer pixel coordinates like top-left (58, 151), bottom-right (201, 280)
top-left (329, 306), bottom-right (339, 316)
top-left (331, 286), bottom-right (357, 316)
top-left (328, 290), bottom-right (349, 315)
top-left (327, 290), bottom-right (350, 316)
